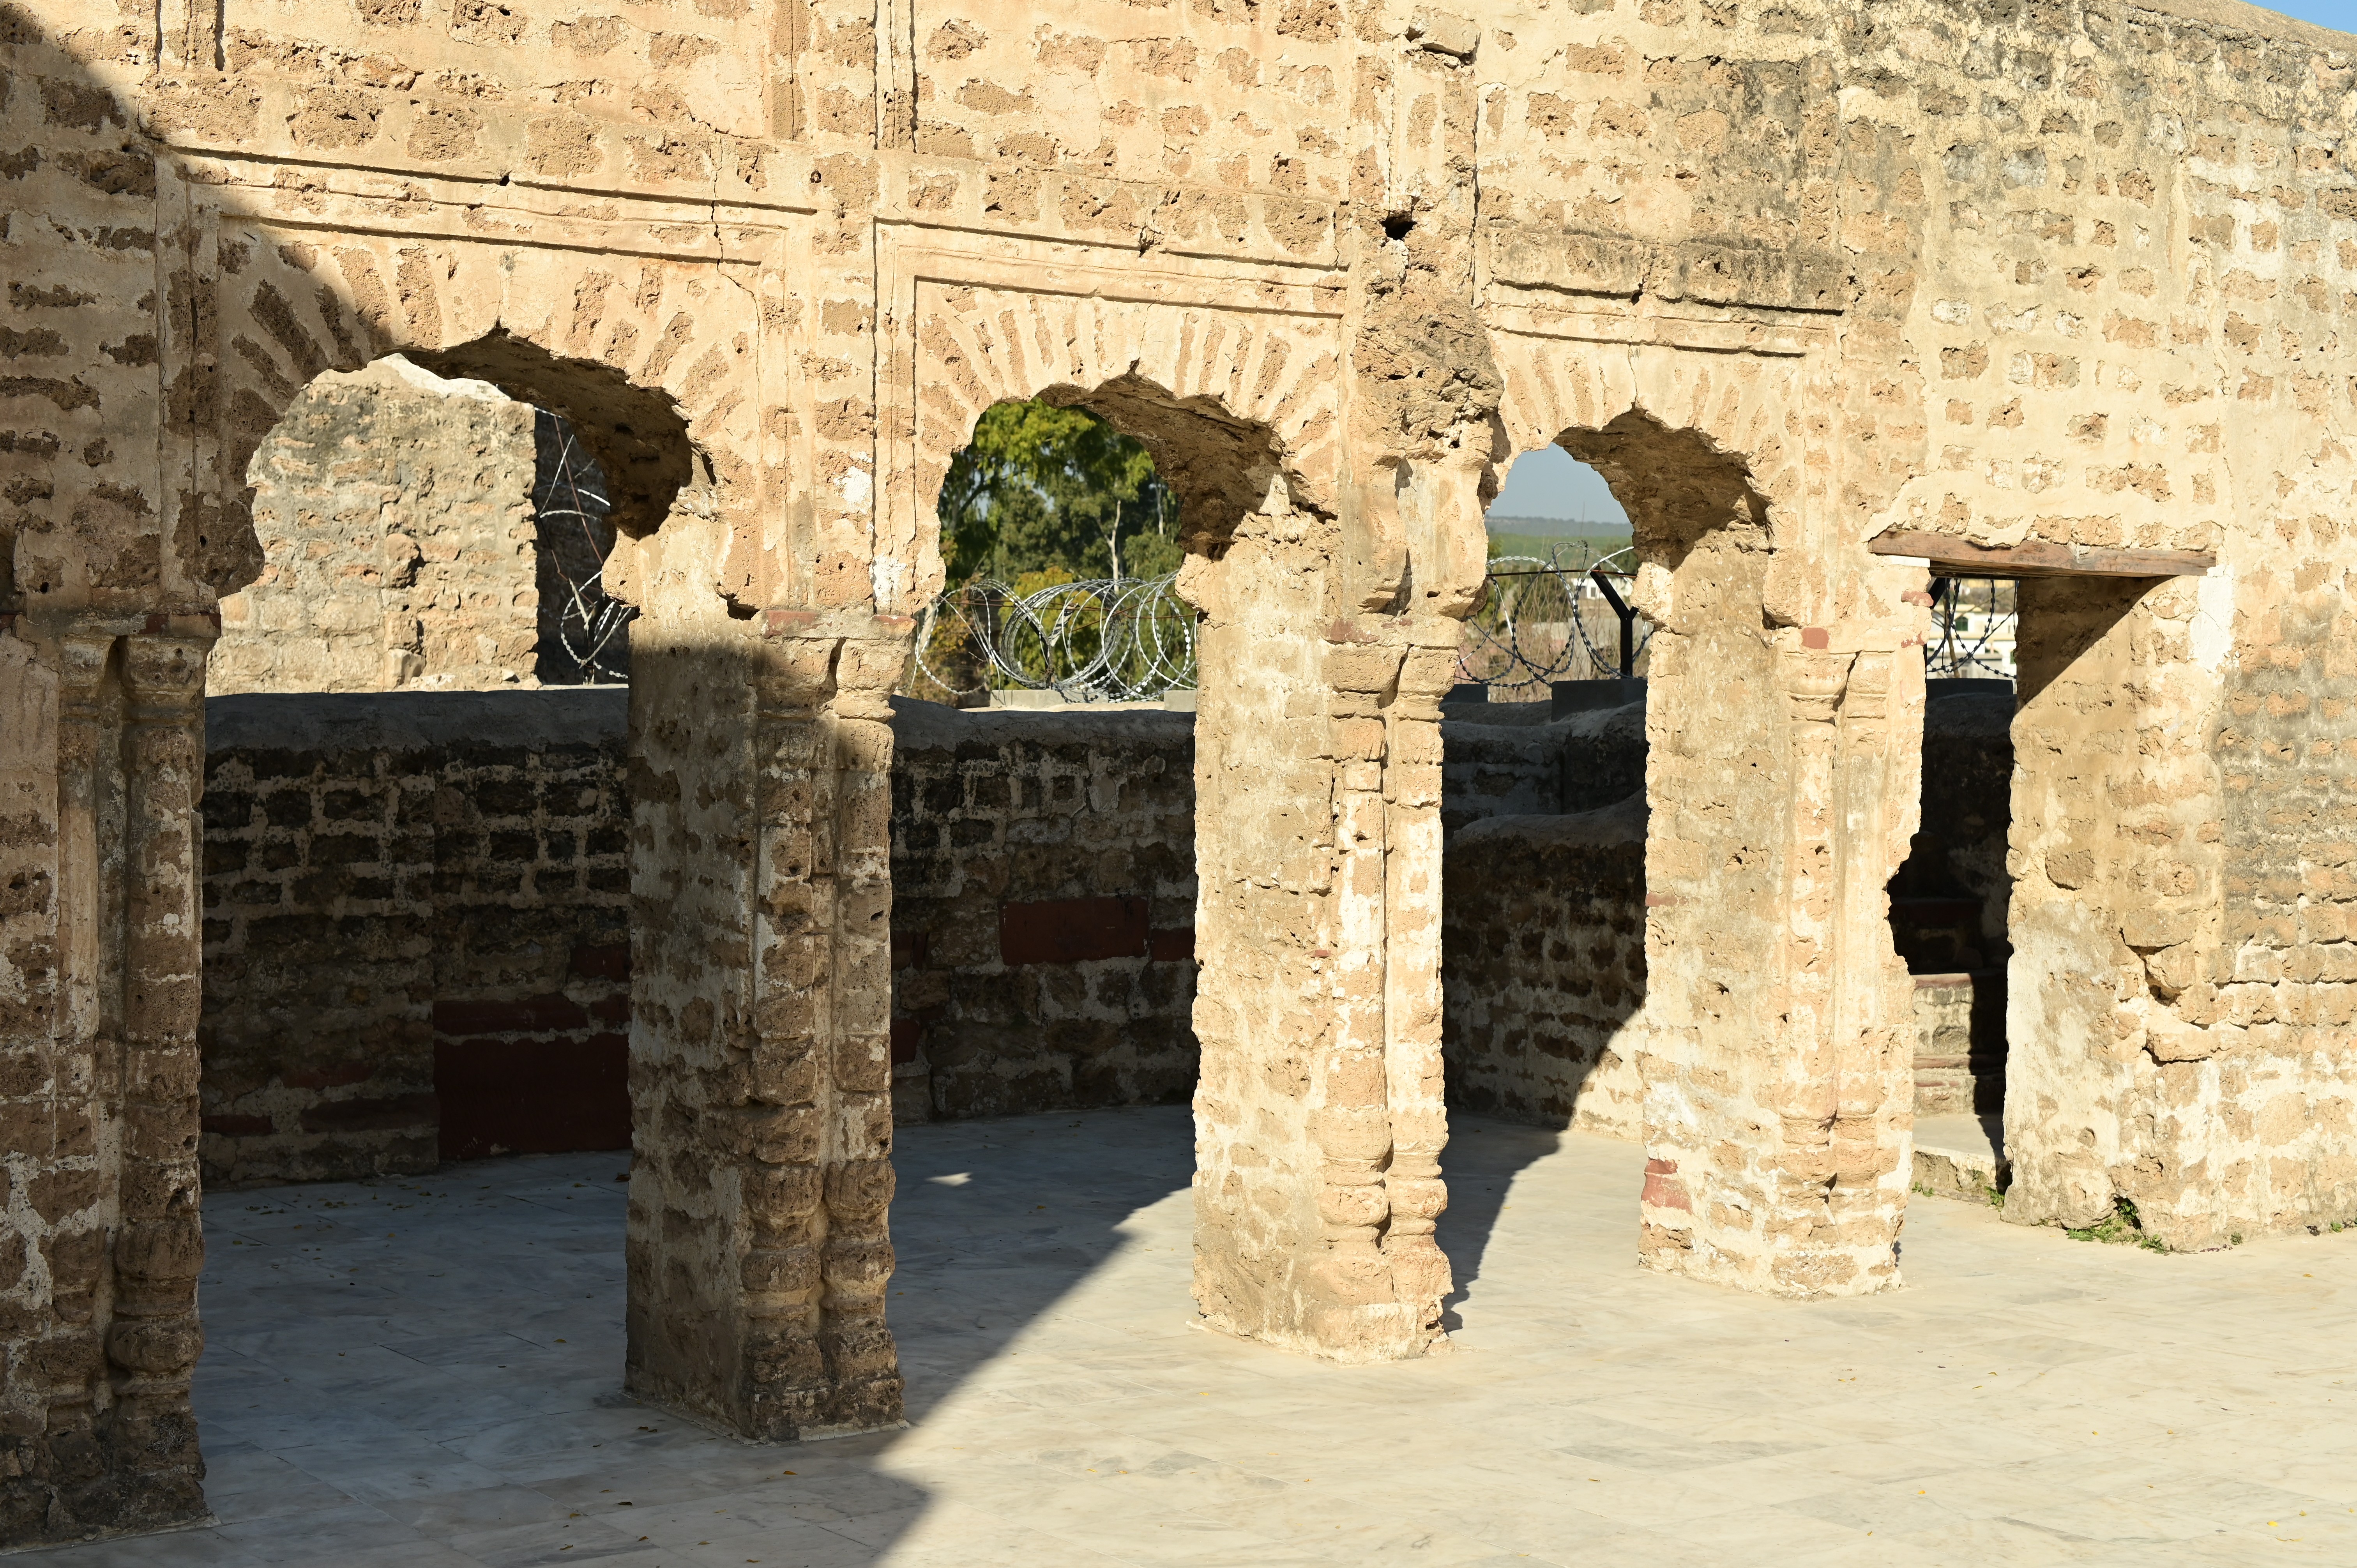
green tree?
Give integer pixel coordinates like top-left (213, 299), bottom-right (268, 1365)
top-left (937, 399), bottom-right (1182, 582)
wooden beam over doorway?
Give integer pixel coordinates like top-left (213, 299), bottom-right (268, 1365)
top-left (1868, 531), bottom-right (2213, 579)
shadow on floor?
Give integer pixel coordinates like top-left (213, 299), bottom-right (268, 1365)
top-left (1430, 1119), bottom-right (1576, 1335)
top-left (30, 1112), bottom-right (1198, 1564)
top-left (41, 1105), bottom-right (1618, 1564)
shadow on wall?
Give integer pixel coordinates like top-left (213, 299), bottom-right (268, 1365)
top-left (198, 689), bottom-right (634, 1189)
top-left (886, 698), bottom-right (1200, 1122)
top-left (1433, 697), bottom-right (1651, 1316)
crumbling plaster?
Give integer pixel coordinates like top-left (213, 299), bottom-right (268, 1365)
top-left (6, 0), bottom-right (2357, 1544)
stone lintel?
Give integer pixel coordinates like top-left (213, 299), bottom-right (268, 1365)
top-left (1869, 531), bottom-right (2214, 580)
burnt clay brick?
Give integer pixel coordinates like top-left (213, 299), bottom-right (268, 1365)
top-left (431, 993), bottom-right (592, 1036)
top-left (1000, 896), bottom-right (1149, 965)
top-left (434, 1035), bottom-right (629, 1160)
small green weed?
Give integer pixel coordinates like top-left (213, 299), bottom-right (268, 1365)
top-left (2066, 1197), bottom-right (2169, 1253)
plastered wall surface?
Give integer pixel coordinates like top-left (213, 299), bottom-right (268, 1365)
top-left (11, 0), bottom-right (2357, 1542)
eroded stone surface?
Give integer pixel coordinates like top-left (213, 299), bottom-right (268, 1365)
top-left (212, 359), bottom-right (541, 696)
top-left (12, 0), bottom-right (2357, 1542)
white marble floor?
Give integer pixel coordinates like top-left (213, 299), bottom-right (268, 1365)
top-left (32, 1109), bottom-right (2357, 1566)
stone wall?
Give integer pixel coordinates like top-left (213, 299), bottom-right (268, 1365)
top-left (198, 690), bottom-right (631, 1187)
top-left (888, 700), bottom-right (1198, 1121)
top-left (1438, 689), bottom-right (2017, 1137)
top-left (201, 689), bottom-right (2020, 1177)
top-left (1440, 696), bottom-right (1652, 832)
top-left (1442, 795), bottom-right (1650, 1138)
top-left (197, 696), bottom-right (1219, 1182)
top-left (210, 360), bottom-right (542, 696)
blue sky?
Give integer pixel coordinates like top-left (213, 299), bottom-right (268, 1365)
top-left (1488, 447), bottom-right (1629, 529)
top-left (2263, 2), bottom-right (2357, 30)
top-left (1491, 0), bottom-right (2354, 531)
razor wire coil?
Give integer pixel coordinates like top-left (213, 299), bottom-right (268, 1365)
top-left (912, 574), bottom-right (1200, 702)
top-left (533, 409), bottom-right (636, 685)
top-left (1457, 544), bottom-right (1656, 693)
top-left (1925, 575), bottom-right (2017, 681)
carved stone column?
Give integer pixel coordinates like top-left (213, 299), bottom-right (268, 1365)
top-left (1185, 505), bottom-right (1456, 1361)
top-left (1, 618), bottom-right (214, 1547)
top-left (624, 613), bottom-right (905, 1441)
top-left (1635, 563), bottom-right (1919, 1296)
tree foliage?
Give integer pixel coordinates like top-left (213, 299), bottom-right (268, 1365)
top-left (937, 399), bottom-right (1183, 583)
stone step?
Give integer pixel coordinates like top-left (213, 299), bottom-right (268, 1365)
top-left (1913, 1113), bottom-right (2009, 1204)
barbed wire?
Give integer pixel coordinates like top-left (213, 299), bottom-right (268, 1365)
top-left (894, 552), bottom-right (2021, 708)
top-left (1458, 543), bottom-right (1655, 695)
top-left (1926, 575), bottom-right (2016, 681)
top-left (905, 542), bottom-right (1674, 705)
top-left (532, 409), bottom-right (635, 685)
top-left (909, 575), bottom-right (1198, 703)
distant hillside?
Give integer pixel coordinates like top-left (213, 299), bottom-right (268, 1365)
top-left (1485, 513), bottom-right (1631, 537)
top-left (1486, 531), bottom-right (1633, 566)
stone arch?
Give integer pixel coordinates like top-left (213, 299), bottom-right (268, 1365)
top-left (197, 230), bottom-right (774, 614)
top-left (898, 282), bottom-right (1470, 1362)
top-left (1485, 334), bottom-right (1922, 1301)
top-left (1487, 334), bottom-right (1806, 560)
top-left (178, 213), bottom-right (868, 1449)
top-left (901, 286), bottom-right (1344, 607)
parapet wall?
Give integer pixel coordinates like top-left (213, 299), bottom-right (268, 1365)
top-left (194, 692), bottom-right (1673, 1177)
top-left (198, 690), bottom-right (2015, 1176)
top-left (200, 689), bottom-right (631, 1185)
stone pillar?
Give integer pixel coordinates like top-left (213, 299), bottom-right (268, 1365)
top-left (2001, 574), bottom-right (2234, 1247)
top-left (1, 620), bottom-right (213, 1547)
top-left (1186, 507), bottom-right (1457, 1361)
top-left (623, 613), bottom-right (905, 1441)
top-left (1633, 542), bottom-right (1921, 1298)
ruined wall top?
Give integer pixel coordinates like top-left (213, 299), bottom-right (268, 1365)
top-left (5, 0), bottom-right (2353, 628)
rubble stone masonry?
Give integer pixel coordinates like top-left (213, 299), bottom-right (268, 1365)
top-left (197, 690), bottom-right (631, 1187)
top-left (888, 700), bottom-right (1199, 1123)
top-left (208, 360), bottom-right (542, 696)
top-left (195, 691), bottom-right (1694, 1185)
top-left (1443, 794), bottom-right (1651, 1138)
top-left (11, 0), bottom-right (2357, 1541)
